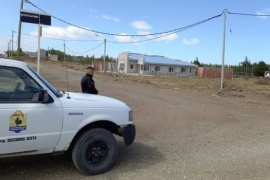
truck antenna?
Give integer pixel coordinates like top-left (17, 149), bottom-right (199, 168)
top-left (64, 40), bottom-right (70, 99)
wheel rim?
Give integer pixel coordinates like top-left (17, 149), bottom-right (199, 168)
top-left (86, 139), bottom-right (109, 165)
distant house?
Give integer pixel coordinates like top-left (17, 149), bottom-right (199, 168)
top-left (264, 71), bottom-right (270, 78)
top-left (25, 51), bottom-right (36, 57)
top-left (118, 52), bottom-right (196, 76)
top-left (25, 49), bottom-right (47, 58)
top-left (91, 61), bottom-right (117, 72)
top-left (48, 54), bottom-right (58, 61)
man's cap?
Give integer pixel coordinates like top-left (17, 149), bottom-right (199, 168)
top-left (86, 66), bottom-right (94, 70)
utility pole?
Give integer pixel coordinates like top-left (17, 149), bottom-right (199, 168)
top-left (64, 40), bottom-right (69, 93)
top-left (12, 30), bottom-right (14, 52)
top-left (47, 46), bottom-right (49, 61)
top-left (10, 39), bottom-right (12, 58)
top-left (95, 34), bottom-right (106, 72)
top-left (104, 38), bottom-right (106, 72)
top-left (64, 40), bottom-right (66, 63)
top-left (220, 10), bottom-right (227, 91)
top-left (17, 0), bottom-right (24, 60)
top-left (8, 41), bottom-right (10, 58)
top-left (37, 24), bottom-right (41, 74)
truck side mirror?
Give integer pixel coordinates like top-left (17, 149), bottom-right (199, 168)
top-left (32, 89), bottom-right (50, 103)
top-left (38, 89), bottom-right (50, 102)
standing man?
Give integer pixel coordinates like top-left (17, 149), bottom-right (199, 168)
top-left (81, 66), bottom-right (98, 94)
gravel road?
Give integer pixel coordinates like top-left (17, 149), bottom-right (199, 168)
top-left (1, 62), bottom-right (270, 180)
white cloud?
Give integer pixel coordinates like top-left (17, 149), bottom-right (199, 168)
top-left (136, 31), bottom-right (154, 39)
top-left (102, 15), bottom-right (111, 20)
top-left (89, 10), bottom-right (119, 22)
top-left (30, 26), bottom-right (95, 40)
top-left (89, 9), bottom-right (98, 13)
top-left (131, 21), bottom-right (151, 30)
top-left (101, 15), bottom-right (120, 22)
top-left (137, 31), bottom-right (150, 35)
top-left (157, 33), bottom-right (178, 42)
top-left (113, 17), bottom-right (120, 22)
top-left (114, 31), bottom-right (177, 44)
top-left (182, 38), bottom-right (200, 45)
top-left (256, 8), bottom-right (270, 19)
top-left (0, 36), bottom-right (13, 54)
top-left (0, 34), bottom-right (38, 53)
top-left (89, 9), bottom-right (98, 18)
top-left (114, 33), bottom-right (135, 43)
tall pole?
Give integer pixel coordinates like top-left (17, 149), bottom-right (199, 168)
top-left (17, 0), bottom-right (24, 60)
top-left (95, 34), bottom-right (106, 72)
top-left (8, 41), bottom-right (10, 58)
top-left (37, 24), bottom-right (41, 74)
top-left (104, 38), bottom-right (106, 72)
top-left (64, 40), bottom-right (66, 63)
top-left (63, 40), bottom-right (70, 94)
top-left (220, 10), bottom-right (227, 90)
top-left (12, 30), bottom-right (14, 52)
top-left (10, 39), bottom-right (12, 58)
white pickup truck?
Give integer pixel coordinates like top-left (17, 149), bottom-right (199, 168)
top-left (0, 58), bottom-right (136, 175)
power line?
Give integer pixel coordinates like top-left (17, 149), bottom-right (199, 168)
top-left (24, 0), bottom-right (270, 46)
top-left (228, 11), bottom-right (270, 17)
top-left (13, 30), bottom-right (100, 42)
top-left (13, 10), bottom-right (221, 44)
top-left (108, 14), bottom-right (222, 44)
top-left (25, 0), bottom-right (222, 37)
top-left (65, 42), bottom-right (104, 54)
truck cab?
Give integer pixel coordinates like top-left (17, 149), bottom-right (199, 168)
top-left (0, 58), bottom-right (136, 175)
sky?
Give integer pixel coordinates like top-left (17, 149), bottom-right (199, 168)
top-left (1, 0), bottom-right (270, 65)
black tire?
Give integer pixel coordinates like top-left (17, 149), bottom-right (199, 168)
top-left (72, 128), bottom-right (118, 175)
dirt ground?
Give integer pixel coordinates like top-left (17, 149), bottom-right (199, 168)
top-left (1, 60), bottom-right (270, 180)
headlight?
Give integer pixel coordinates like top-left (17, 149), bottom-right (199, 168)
top-left (129, 110), bottom-right (133, 121)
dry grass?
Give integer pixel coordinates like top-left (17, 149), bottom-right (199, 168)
top-left (38, 60), bottom-right (270, 99)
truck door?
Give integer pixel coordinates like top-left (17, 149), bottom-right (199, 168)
top-left (0, 66), bottom-right (63, 154)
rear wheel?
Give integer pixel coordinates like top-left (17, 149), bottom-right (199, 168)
top-left (72, 128), bottom-right (118, 175)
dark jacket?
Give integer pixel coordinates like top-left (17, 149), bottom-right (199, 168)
top-left (81, 74), bottom-right (98, 94)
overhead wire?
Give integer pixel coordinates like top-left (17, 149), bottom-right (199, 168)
top-left (13, 30), bottom-right (100, 42)
top-left (108, 13), bottom-right (222, 43)
top-left (25, 0), bottom-right (222, 38)
top-left (21, 1), bottom-right (270, 48)
top-left (227, 11), bottom-right (270, 17)
top-left (65, 42), bottom-right (104, 54)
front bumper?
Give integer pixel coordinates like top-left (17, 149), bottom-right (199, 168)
top-left (119, 124), bottom-right (136, 146)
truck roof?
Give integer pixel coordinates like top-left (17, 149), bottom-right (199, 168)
top-left (0, 58), bottom-right (28, 68)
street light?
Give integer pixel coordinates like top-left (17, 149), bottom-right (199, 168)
top-left (95, 34), bottom-right (106, 72)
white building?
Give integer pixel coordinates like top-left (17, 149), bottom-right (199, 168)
top-left (25, 49), bottom-right (47, 58)
top-left (118, 52), bottom-right (197, 77)
top-left (48, 54), bottom-right (59, 61)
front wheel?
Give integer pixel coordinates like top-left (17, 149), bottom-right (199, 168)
top-left (72, 128), bottom-right (118, 175)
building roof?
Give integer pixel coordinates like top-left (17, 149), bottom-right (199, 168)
top-left (128, 53), bottom-right (196, 67)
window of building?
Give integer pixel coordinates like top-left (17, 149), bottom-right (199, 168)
top-left (190, 68), bottom-right (192, 73)
top-left (181, 67), bottom-right (186, 73)
top-left (141, 65), bottom-right (143, 70)
top-left (119, 63), bottom-right (125, 70)
top-left (155, 66), bottom-right (160, 72)
top-left (144, 64), bottom-right (150, 71)
top-left (130, 64), bottom-right (134, 70)
top-left (169, 67), bottom-right (174, 72)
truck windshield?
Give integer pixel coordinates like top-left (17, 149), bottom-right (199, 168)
top-left (27, 65), bottom-right (63, 98)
